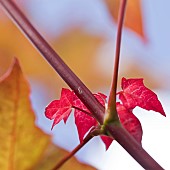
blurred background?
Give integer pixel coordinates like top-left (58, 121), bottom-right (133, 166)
top-left (0, 0), bottom-right (170, 169)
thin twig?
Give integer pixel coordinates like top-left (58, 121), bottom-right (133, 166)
top-left (107, 0), bottom-right (127, 122)
top-left (72, 106), bottom-right (95, 118)
top-left (53, 135), bottom-right (93, 170)
top-left (52, 127), bottom-right (101, 170)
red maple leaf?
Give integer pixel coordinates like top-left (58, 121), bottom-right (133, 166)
top-left (118, 77), bottom-right (166, 116)
top-left (45, 89), bottom-right (107, 143)
top-left (73, 93), bottom-right (107, 143)
top-left (116, 102), bottom-right (143, 144)
top-left (100, 135), bottom-right (113, 150)
top-left (101, 102), bottom-right (143, 150)
top-left (45, 88), bottom-right (74, 129)
top-left (73, 96), bottom-right (98, 143)
top-left (45, 77), bottom-right (165, 150)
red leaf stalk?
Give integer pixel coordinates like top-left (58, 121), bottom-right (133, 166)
top-left (52, 127), bottom-right (102, 170)
top-left (107, 0), bottom-right (127, 122)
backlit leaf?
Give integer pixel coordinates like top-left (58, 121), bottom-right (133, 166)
top-left (45, 87), bottom-right (144, 150)
top-left (101, 102), bottom-right (143, 150)
top-left (45, 90), bottom-right (107, 143)
top-left (118, 77), bottom-right (166, 116)
top-left (73, 93), bottom-right (106, 143)
top-left (73, 96), bottom-right (98, 143)
top-left (100, 135), bottom-right (113, 150)
top-left (116, 102), bottom-right (143, 144)
top-left (46, 76), bottom-right (165, 150)
top-left (45, 88), bottom-right (74, 129)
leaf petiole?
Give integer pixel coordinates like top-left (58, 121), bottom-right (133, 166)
top-left (105, 0), bottom-right (127, 124)
top-left (72, 105), bottom-right (95, 118)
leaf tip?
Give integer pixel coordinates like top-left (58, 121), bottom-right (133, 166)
top-left (51, 121), bottom-right (56, 130)
top-left (161, 110), bottom-right (166, 117)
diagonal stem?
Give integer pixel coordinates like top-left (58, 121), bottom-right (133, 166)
top-left (106, 124), bottom-right (164, 170)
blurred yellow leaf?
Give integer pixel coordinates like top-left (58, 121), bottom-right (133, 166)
top-left (0, 19), bottom-right (110, 96)
top-left (105, 0), bottom-right (145, 39)
top-left (0, 58), bottom-right (49, 170)
top-left (119, 61), bottom-right (163, 89)
top-left (34, 143), bottom-right (96, 170)
top-left (0, 20), bottom-right (48, 76)
top-left (0, 19), bottom-right (65, 98)
top-left (0, 58), bottom-right (95, 170)
top-left (52, 28), bottom-right (110, 90)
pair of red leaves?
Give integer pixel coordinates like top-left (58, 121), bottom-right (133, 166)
top-left (45, 78), bottom-right (166, 150)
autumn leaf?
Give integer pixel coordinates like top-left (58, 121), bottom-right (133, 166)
top-left (0, 20), bottom-right (110, 106)
top-left (45, 88), bottom-right (74, 129)
top-left (101, 102), bottom-right (143, 150)
top-left (100, 135), bottom-right (113, 150)
top-left (116, 102), bottom-right (143, 143)
top-left (45, 76), bottom-right (166, 150)
top-left (45, 73), bottom-right (165, 151)
top-left (45, 87), bottom-right (144, 150)
top-left (33, 143), bottom-right (95, 170)
top-left (0, 58), bottom-right (95, 170)
top-left (72, 93), bottom-right (103, 143)
top-left (0, 19), bottom-right (62, 96)
top-left (45, 89), bottom-right (107, 143)
top-left (0, 58), bottom-right (50, 170)
top-left (47, 74), bottom-right (167, 149)
top-left (0, 20), bottom-right (40, 76)
top-left (105, 0), bottom-right (145, 39)
top-left (73, 96), bottom-right (98, 143)
top-left (118, 77), bottom-right (166, 116)
top-left (74, 93), bottom-right (107, 142)
top-left (52, 28), bottom-right (109, 90)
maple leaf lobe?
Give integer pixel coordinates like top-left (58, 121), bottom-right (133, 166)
top-left (117, 102), bottom-right (143, 144)
top-left (119, 77), bottom-right (166, 116)
top-left (100, 135), bottom-right (113, 150)
top-left (73, 97), bottom-right (98, 143)
top-left (73, 93), bottom-right (106, 143)
top-left (45, 100), bottom-right (60, 120)
top-left (45, 88), bottom-right (74, 129)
